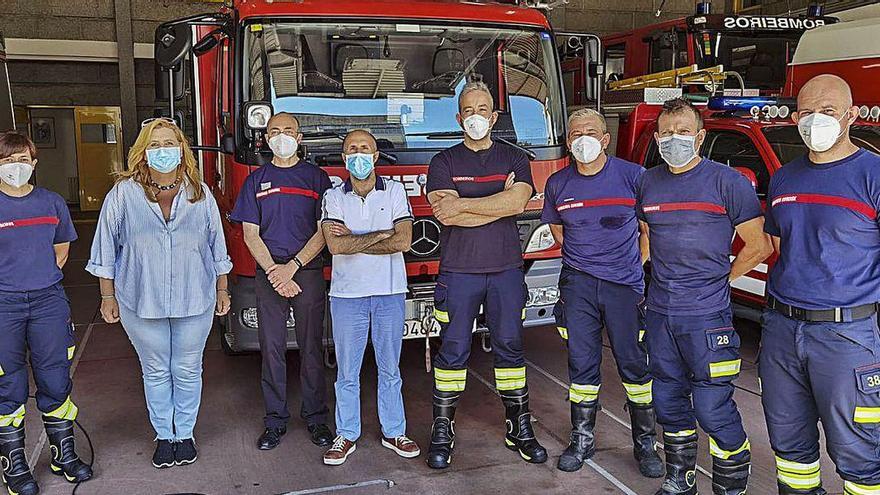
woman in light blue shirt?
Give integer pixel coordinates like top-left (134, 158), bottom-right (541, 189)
top-left (86, 119), bottom-right (232, 469)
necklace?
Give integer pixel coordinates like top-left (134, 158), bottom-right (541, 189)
top-left (150, 176), bottom-right (181, 191)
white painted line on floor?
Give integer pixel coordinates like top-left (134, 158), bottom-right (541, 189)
top-left (524, 358), bottom-right (713, 480)
top-left (281, 479), bottom-right (395, 494)
top-left (28, 315), bottom-right (99, 464)
top-left (466, 369), bottom-right (640, 495)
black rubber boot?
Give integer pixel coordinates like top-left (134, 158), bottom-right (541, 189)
top-left (778, 484), bottom-right (827, 495)
top-left (629, 402), bottom-right (664, 478)
top-left (557, 400), bottom-right (597, 472)
top-left (43, 417), bottom-right (92, 484)
top-left (501, 387), bottom-right (547, 464)
top-left (426, 390), bottom-right (458, 469)
top-left (712, 452), bottom-right (750, 495)
top-left (654, 432), bottom-right (698, 495)
top-left (0, 424), bottom-right (39, 495)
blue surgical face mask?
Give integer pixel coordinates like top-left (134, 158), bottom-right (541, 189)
top-left (658, 134), bottom-right (698, 168)
top-left (345, 153), bottom-right (375, 180)
top-left (146, 146), bottom-right (182, 173)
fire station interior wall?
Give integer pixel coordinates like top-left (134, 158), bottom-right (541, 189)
top-left (29, 107), bottom-right (79, 204)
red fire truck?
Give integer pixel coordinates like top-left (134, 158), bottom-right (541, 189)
top-left (596, 6), bottom-right (835, 95)
top-left (612, 94), bottom-right (880, 319)
top-left (784, 17), bottom-right (880, 107)
top-left (152, 0), bottom-right (601, 354)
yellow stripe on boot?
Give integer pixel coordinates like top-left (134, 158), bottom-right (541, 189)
top-left (775, 455), bottom-right (821, 491)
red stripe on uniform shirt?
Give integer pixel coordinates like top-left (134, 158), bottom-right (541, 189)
top-left (557, 198), bottom-right (636, 212)
top-left (641, 202), bottom-right (727, 215)
top-left (255, 187), bottom-right (320, 200)
top-left (451, 174), bottom-right (508, 183)
top-left (770, 193), bottom-right (877, 220)
top-left (0, 216), bottom-right (60, 229)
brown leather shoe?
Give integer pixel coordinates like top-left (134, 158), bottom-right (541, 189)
top-left (323, 436), bottom-right (356, 466)
top-left (381, 435), bottom-right (421, 458)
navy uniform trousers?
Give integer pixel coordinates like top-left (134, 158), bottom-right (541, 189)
top-left (553, 266), bottom-right (653, 406)
top-left (760, 308), bottom-right (880, 495)
top-left (0, 284), bottom-right (79, 428)
top-left (645, 306), bottom-right (750, 461)
top-left (255, 266), bottom-right (329, 429)
top-left (432, 269), bottom-right (528, 393)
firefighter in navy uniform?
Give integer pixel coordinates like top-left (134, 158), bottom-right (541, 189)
top-left (425, 81), bottom-right (546, 469)
top-left (761, 75), bottom-right (880, 495)
top-left (0, 132), bottom-right (92, 495)
top-left (542, 108), bottom-right (663, 477)
top-left (636, 99), bottom-right (773, 495)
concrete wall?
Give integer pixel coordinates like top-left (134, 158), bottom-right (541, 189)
top-left (549, 0), bottom-right (697, 35)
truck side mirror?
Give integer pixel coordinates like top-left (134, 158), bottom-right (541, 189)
top-left (155, 64), bottom-right (186, 102)
top-left (155, 23), bottom-right (192, 70)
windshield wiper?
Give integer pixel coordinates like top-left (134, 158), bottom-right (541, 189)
top-left (410, 131), bottom-right (537, 160)
top-left (300, 131), bottom-right (398, 164)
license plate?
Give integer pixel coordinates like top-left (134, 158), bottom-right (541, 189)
top-left (403, 299), bottom-right (441, 339)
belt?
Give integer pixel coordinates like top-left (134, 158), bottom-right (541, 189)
top-left (767, 296), bottom-right (878, 323)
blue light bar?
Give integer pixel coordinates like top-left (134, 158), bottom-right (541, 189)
top-left (708, 96), bottom-right (779, 111)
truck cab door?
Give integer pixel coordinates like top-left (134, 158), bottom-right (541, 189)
top-left (556, 32), bottom-right (603, 111)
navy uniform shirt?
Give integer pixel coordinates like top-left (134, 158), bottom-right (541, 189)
top-left (426, 141), bottom-right (534, 274)
top-left (230, 161), bottom-right (332, 266)
top-left (765, 148), bottom-right (880, 310)
top-left (542, 157), bottom-right (645, 292)
top-left (636, 159), bottom-right (762, 315)
top-left (0, 187), bottom-right (77, 292)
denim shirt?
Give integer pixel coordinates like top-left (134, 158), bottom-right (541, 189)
top-left (86, 178), bottom-right (233, 319)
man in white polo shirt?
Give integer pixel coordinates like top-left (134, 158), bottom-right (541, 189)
top-left (319, 129), bottom-right (420, 466)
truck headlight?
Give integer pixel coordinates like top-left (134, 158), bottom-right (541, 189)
top-left (525, 224), bottom-right (555, 253)
top-left (527, 286), bottom-right (559, 306)
top-left (240, 307), bottom-right (295, 329)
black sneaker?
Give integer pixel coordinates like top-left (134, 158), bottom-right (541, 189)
top-left (257, 427), bottom-right (286, 450)
top-left (152, 440), bottom-right (175, 469)
top-left (174, 439), bottom-right (198, 466)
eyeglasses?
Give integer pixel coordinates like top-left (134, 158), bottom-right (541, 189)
top-left (141, 117), bottom-right (179, 128)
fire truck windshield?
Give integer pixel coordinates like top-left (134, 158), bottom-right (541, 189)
top-left (241, 21), bottom-right (564, 155)
top-left (762, 125), bottom-right (880, 164)
top-left (699, 34), bottom-right (797, 91)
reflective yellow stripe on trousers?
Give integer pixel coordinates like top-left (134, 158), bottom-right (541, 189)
top-left (622, 381), bottom-right (653, 404)
top-left (708, 437), bottom-right (750, 460)
top-left (45, 396), bottom-right (78, 421)
top-left (776, 456), bottom-right (821, 491)
top-left (569, 383), bottom-right (600, 403)
top-left (0, 405), bottom-right (26, 428)
top-left (495, 367), bottom-right (526, 391)
top-left (844, 481), bottom-right (880, 495)
top-left (434, 368), bottom-right (467, 392)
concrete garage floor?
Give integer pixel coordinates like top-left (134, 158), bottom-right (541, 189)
top-left (20, 220), bottom-right (845, 495)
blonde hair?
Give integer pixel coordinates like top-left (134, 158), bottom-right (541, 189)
top-left (117, 119), bottom-right (205, 203)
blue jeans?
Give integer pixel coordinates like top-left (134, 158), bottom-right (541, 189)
top-left (118, 303), bottom-right (215, 441)
top-left (330, 294), bottom-right (406, 441)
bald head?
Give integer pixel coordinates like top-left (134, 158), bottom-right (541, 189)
top-left (795, 74), bottom-right (856, 123)
top-left (342, 129), bottom-right (378, 154)
top-left (266, 112), bottom-right (300, 138)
